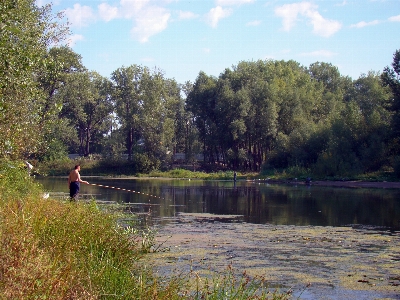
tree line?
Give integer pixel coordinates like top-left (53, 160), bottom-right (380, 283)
top-left (1, 0), bottom-right (400, 176)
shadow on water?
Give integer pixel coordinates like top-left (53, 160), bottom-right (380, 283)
top-left (37, 177), bottom-right (400, 231)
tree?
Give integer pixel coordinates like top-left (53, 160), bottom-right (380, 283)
top-left (307, 62), bottom-right (351, 122)
top-left (111, 65), bottom-right (145, 161)
top-left (381, 49), bottom-right (400, 155)
top-left (180, 81), bottom-right (201, 165)
top-left (139, 69), bottom-right (176, 169)
top-left (186, 71), bottom-right (219, 164)
top-left (36, 46), bottom-right (85, 160)
top-left (0, 0), bottom-right (68, 159)
top-left (111, 65), bottom-right (181, 170)
top-left (38, 46), bottom-right (85, 116)
top-left (59, 71), bottom-right (113, 156)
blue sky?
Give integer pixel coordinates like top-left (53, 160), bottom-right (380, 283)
top-left (38, 0), bottom-right (400, 84)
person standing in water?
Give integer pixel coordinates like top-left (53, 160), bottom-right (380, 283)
top-left (68, 164), bottom-right (89, 201)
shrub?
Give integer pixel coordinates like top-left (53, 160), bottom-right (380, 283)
top-left (393, 156), bottom-right (400, 177)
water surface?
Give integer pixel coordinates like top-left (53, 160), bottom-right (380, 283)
top-left (37, 177), bottom-right (400, 230)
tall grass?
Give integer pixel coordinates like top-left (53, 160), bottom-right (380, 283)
top-left (145, 169), bottom-right (251, 181)
top-left (0, 160), bottom-right (290, 299)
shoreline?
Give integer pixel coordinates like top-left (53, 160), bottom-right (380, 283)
top-left (244, 178), bottom-right (400, 189)
top-left (55, 174), bottom-right (400, 189)
top-left (285, 180), bottom-right (400, 189)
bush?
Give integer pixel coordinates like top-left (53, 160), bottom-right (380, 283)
top-left (393, 156), bottom-right (400, 177)
top-left (0, 159), bottom-right (42, 201)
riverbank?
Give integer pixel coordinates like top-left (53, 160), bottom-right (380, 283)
top-left (79, 174), bottom-right (400, 189)
top-left (149, 213), bottom-right (400, 300)
top-left (280, 179), bottom-right (400, 189)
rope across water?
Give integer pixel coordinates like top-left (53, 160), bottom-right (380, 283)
top-left (89, 183), bottom-right (164, 200)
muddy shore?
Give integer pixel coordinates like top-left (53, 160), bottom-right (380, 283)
top-left (148, 212), bottom-right (400, 299)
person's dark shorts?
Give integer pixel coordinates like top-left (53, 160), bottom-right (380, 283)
top-left (69, 181), bottom-right (80, 200)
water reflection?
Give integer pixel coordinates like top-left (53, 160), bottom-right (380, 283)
top-left (37, 177), bottom-right (400, 230)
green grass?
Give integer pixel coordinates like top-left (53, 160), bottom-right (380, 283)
top-left (35, 157), bottom-right (399, 183)
top-left (143, 169), bottom-right (250, 180)
top-left (0, 159), bottom-right (290, 299)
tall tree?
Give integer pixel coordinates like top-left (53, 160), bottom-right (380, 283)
top-left (0, 0), bottom-right (68, 159)
top-left (59, 71), bottom-right (113, 156)
top-left (111, 65), bottom-right (144, 161)
top-left (180, 81), bottom-right (201, 164)
top-left (381, 49), bottom-right (400, 155)
top-left (36, 46), bottom-right (85, 160)
top-left (186, 71), bottom-right (219, 164)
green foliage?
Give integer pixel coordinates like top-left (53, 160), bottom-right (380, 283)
top-left (133, 152), bottom-right (161, 173)
top-left (37, 157), bottom-right (73, 176)
top-left (58, 71), bottom-right (113, 156)
top-left (0, 0), bottom-right (68, 160)
top-left (393, 156), bottom-right (400, 177)
top-left (110, 65), bottom-right (180, 168)
top-left (145, 169), bottom-right (248, 180)
top-left (37, 46), bottom-right (86, 158)
top-left (0, 159), bottom-right (42, 201)
top-left (382, 49), bottom-right (400, 156)
top-left (39, 139), bottom-right (69, 162)
top-left (101, 129), bottom-right (126, 159)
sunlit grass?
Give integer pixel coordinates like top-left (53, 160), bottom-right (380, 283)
top-left (144, 169), bottom-right (258, 181)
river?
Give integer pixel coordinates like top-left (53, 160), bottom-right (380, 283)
top-left (37, 177), bottom-right (400, 230)
top-left (36, 177), bottom-right (400, 299)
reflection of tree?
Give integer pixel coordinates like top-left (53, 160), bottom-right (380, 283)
top-left (170, 184), bottom-right (400, 229)
top-left (40, 178), bottom-right (400, 229)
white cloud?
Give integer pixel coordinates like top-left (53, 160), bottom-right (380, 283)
top-left (305, 8), bottom-right (342, 37)
top-left (299, 50), bottom-right (336, 57)
top-left (205, 6), bottom-right (232, 28)
top-left (61, 0), bottom-right (173, 43)
top-left (98, 3), bottom-right (119, 22)
top-left (350, 20), bottom-right (380, 28)
top-left (275, 2), bottom-right (312, 31)
top-left (67, 34), bottom-right (84, 47)
top-left (115, 0), bottom-right (173, 43)
top-left (246, 20), bottom-right (261, 26)
top-left (179, 10), bottom-right (198, 20)
top-left (64, 4), bottom-right (95, 28)
top-left (388, 15), bottom-right (400, 22)
top-left (274, 1), bottom-right (341, 37)
top-left (120, 0), bottom-right (151, 18)
top-left (216, 0), bottom-right (254, 6)
top-left (131, 6), bottom-right (171, 43)
top-left (203, 48), bottom-right (211, 53)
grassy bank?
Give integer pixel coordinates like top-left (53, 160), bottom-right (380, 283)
top-left (35, 158), bottom-right (398, 182)
top-left (0, 160), bottom-right (289, 299)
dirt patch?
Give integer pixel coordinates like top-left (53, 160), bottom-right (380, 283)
top-left (148, 213), bottom-right (400, 299)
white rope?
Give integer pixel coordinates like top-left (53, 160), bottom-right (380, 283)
top-left (89, 183), bottom-right (164, 199)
